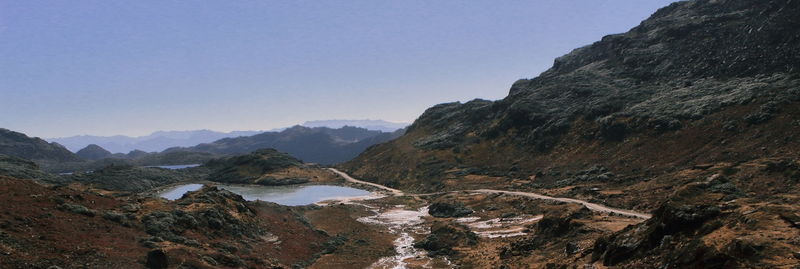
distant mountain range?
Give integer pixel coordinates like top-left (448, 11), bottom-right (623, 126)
top-left (301, 119), bottom-right (408, 132)
top-left (0, 124), bottom-right (404, 173)
top-left (48, 119), bottom-right (408, 153)
top-left (168, 125), bottom-right (405, 165)
top-left (48, 129), bottom-right (266, 153)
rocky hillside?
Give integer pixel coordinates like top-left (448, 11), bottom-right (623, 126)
top-left (0, 154), bottom-right (61, 183)
top-left (65, 164), bottom-right (199, 192)
top-left (174, 125), bottom-right (404, 165)
top-left (203, 149), bottom-right (339, 185)
top-left (0, 128), bottom-right (81, 162)
top-left (336, 1), bottom-right (800, 267)
top-left (342, 0), bottom-right (800, 193)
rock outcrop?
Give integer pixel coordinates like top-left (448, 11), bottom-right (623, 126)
top-left (590, 168), bottom-right (782, 268)
top-left (428, 202), bottom-right (474, 218)
top-left (414, 222), bottom-right (478, 256)
top-left (202, 148), bottom-right (339, 186)
top-left (203, 148), bottom-right (305, 184)
top-left (66, 164), bottom-right (191, 192)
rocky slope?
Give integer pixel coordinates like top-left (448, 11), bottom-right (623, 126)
top-left (342, 0), bottom-right (800, 193)
top-left (338, 0), bottom-right (800, 267)
top-left (203, 149), bottom-right (339, 185)
top-left (65, 164), bottom-right (198, 193)
top-left (0, 154), bottom-right (61, 183)
top-left (0, 128), bottom-right (81, 163)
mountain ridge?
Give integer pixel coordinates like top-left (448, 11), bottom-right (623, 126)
top-left (0, 128), bottom-right (81, 162)
top-left (48, 119), bottom-right (409, 153)
top-left (170, 125), bottom-right (405, 165)
top-left (48, 129), bottom-right (266, 153)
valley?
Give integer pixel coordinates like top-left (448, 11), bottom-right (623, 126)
top-left (1, 0), bottom-right (799, 268)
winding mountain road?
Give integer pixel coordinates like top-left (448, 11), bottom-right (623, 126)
top-left (328, 168), bottom-right (404, 196)
top-left (329, 168), bottom-right (652, 219)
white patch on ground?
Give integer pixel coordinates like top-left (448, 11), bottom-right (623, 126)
top-left (456, 215), bottom-right (543, 238)
top-left (260, 233), bottom-right (280, 244)
top-left (454, 216), bottom-right (481, 223)
top-left (474, 227), bottom-right (527, 238)
top-left (357, 206), bottom-right (452, 269)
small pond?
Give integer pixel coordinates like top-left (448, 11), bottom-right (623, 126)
top-left (159, 183), bottom-right (372, 206)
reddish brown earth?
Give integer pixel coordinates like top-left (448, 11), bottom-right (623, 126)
top-left (0, 175), bottom-right (148, 268)
top-left (0, 175), bottom-right (329, 268)
top-left (304, 204), bottom-right (396, 269)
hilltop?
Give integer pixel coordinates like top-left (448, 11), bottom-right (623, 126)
top-left (0, 128), bottom-right (81, 163)
top-left (75, 144), bottom-right (113, 160)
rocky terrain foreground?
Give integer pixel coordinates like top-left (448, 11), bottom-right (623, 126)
top-left (0, 176), bottom-right (329, 268)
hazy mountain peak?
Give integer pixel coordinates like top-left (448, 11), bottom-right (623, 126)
top-left (302, 119), bottom-right (409, 132)
top-left (75, 144), bottom-right (112, 160)
top-left (47, 129), bottom-right (264, 153)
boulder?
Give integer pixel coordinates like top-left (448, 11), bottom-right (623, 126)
top-left (145, 249), bottom-right (168, 269)
top-left (428, 202), bottom-right (474, 218)
top-left (414, 222), bottom-right (478, 256)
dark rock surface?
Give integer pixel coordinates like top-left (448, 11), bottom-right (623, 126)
top-left (428, 202), bottom-right (474, 218)
top-left (413, 222), bottom-right (478, 256)
top-left (588, 175), bottom-right (776, 268)
top-left (145, 249), bottom-right (168, 269)
top-left (501, 206), bottom-right (590, 258)
top-left (142, 186), bottom-right (264, 248)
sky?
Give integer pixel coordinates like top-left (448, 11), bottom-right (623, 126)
top-left (0, 0), bottom-right (677, 138)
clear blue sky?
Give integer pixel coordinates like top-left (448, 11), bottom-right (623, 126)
top-left (0, 0), bottom-right (677, 138)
